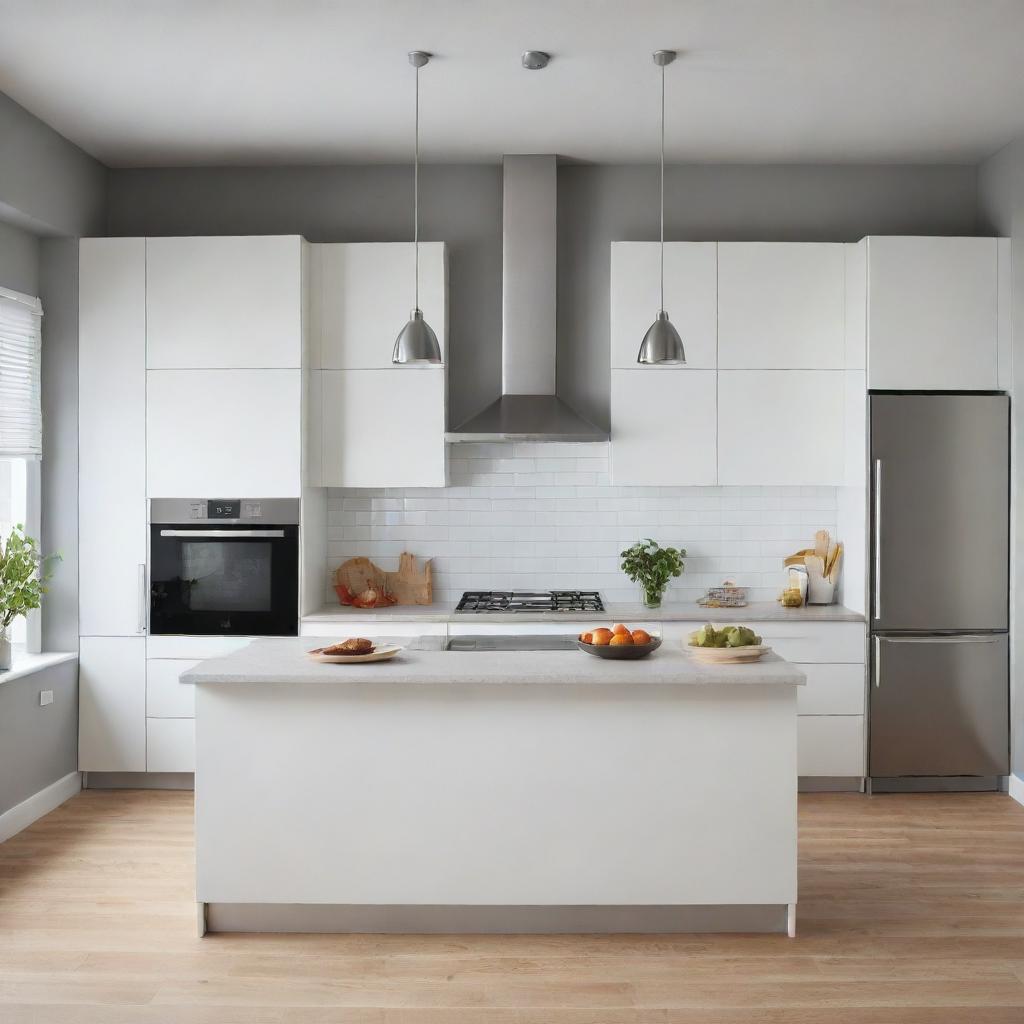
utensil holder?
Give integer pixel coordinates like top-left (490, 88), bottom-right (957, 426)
top-left (806, 576), bottom-right (835, 605)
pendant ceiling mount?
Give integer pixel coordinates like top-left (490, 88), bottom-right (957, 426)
top-left (521, 50), bottom-right (550, 70)
top-left (393, 50), bottom-right (442, 365)
top-left (637, 48), bottom-right (686, 366)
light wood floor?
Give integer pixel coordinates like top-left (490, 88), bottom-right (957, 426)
top-left (2, 791), bottom-right (1024, 1022)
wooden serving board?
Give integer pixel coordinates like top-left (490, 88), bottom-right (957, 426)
top-left (334, 553), bottom-right (433, 606)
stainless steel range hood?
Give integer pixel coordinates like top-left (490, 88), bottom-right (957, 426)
top-left (447, 155), bottom-right (607, 443)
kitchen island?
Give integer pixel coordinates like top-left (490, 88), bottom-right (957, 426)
top-left (185, 636), bottom-right (805, 937)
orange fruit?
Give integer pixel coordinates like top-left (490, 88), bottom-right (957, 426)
top-left (591, 628), bottom-right (613, 646)
top-left (631, 628), bottom-right (652, 645)
top-left (579, 631), bottom-right (593, 644)
top-left (611, 623), bottom-right (630, 636)
top-left (609, 632), bottom-right (634, 645)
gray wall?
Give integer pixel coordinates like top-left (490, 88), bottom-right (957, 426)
top-left (39, 239), bottom-right (80, 652)
top-left (558, 163), bottom-right (981, 429)
top-left (978, 138), bottom-right (1024, 779)
top-left (106, 165), bottom-right (503, 430)
top-left (0, 219), bottom-right (39, 294)
top-left (0, 90), bottom-right (105, 237)
top-left (0, 660), bottom-right (77, 815)
top-left (107, 162), bottom-right (980, 431)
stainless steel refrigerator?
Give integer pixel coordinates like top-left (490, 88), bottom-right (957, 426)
top-left (869, 393), bottom-right (1009, 791)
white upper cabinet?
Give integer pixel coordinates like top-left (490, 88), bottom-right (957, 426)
top-left (146, 236), bottom-right (303, 369)
top-left (312, 242), bottom-right (448, 369)
top-left (147, 369), bottom-right (302, 497)
top-left (865, 236), bottom-right (999, 390)
top-left (718, 370), bottom-right (845, 486)
top-left (319, 369), bottom-right (446, 488)
top-left (79, 238), bottom-right (148, 636)
top-left (610, 370), bottom-right (718, 486)
top-left (718, 243), bottom-right (846, 369)
top-left (609, 242), bottom-right (717, 369)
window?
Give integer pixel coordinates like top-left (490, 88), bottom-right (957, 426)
top-left (0, 286), bottom-right (43, 651)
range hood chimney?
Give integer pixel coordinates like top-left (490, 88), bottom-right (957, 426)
top-left (447, 155), bottom-right (607, 442)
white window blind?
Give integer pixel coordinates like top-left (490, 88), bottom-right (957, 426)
top-left (0, 286), bottom-right (43, 458)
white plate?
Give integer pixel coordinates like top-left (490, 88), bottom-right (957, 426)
top-left (684, 641), bottom-right (771, 664)
top-left (307, 644), bottom-right (403, 664)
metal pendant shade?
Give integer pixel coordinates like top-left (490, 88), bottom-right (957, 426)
top-left (637, 310), bottom-right (685, 365)
top-left (393, 308), bottom-right (441, 364)
top-left (393, 51), bottom-right (442, 365)
top-left (637, 50), bottom-right (685, 366)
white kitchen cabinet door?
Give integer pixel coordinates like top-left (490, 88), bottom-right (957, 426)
top-left (146, 659), bottom-right (199, 718)
top-left (147, 369), bottom-right (301, 497)
top-left (610, 242), bottom-right (717, 369)
top-left (717, 370), bottom-right (845, 486)
top-left (796, 664), bottom-right (866, 716)
top-left (146, 236), bottom-right (302, 369)
top-left (147, 718), bottom-right (195, 772)
top-left (319, 369), bottom-right (446, 487)
top-left (314, 243), bottom-right (447, 368)
top-left (866, 236), bottom-right (998, 390)
top-left (718, 243), bottom-right (846, 369)
top-left (610, 369), bottom-right (717, 486)
top-left (79, 637), bottom-right (147, 772)
top-left (798, 716), bottom-right (865, 777)
top-left (79, 238), bottom-right (148, 636)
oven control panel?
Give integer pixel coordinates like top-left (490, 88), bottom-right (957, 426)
top-left (185, 500), bottom-right (264, 520)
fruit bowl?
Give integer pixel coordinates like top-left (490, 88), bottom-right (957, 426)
top-left (577, 637), bottom-right (662, 660)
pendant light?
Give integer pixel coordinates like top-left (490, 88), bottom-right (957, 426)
top-left (393, 51), bottom-right (442, 365)
top-left (637, 49), bottom-right (685, 365)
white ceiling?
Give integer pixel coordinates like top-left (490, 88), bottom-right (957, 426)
top-left (2, 0), bottom-right (1023, 167)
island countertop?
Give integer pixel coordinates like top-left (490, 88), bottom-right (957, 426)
top-left (182, 636), bottom-right (806, 687)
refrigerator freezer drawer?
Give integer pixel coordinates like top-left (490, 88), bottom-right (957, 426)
top-left (870, 633), bottom-right (1008, 778)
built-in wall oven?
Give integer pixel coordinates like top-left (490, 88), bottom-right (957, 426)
top-left (149, 499), bottom-right (299, 637)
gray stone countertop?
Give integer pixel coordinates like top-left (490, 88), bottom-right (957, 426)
top-left (300, 600), bottom-right (864, 625)
top-left (183, 635), bottom-right (806, 688)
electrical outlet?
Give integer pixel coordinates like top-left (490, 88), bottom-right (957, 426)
top-left (39, 690), bottom-right (53, 706)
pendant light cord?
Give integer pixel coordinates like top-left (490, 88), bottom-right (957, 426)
top-left (659, 59), bottom-right (665, 314)
top-left (414, 59), bottom-right (420, 312)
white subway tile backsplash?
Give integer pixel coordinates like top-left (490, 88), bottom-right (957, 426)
top-left (322, 443), bottom-right (837, 606)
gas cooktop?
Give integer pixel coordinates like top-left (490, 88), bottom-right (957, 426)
top-left (455, 590), bottom-right (605, 614)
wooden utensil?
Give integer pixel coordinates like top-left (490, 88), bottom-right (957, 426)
top-left (826, 543), bottom-right (843, 582)
top-left (334, 553), bottom-right (433, 607)
top-left (814, 530), bottom-right (830, 562)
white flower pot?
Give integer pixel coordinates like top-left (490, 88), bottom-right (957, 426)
top-left (0, 630), bottom-right (11, 671)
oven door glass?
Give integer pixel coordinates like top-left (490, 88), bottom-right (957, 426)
top-left (150, 524), bottom-right (298, 636)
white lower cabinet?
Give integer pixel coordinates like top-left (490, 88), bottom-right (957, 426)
top-left (146, 659), bottom-right (199, 718)
top-left (147, 718), bottom-right (195, 773)
top-left (79, 637), bottom-right (147, 772)
top-left (610, 369), bottom-right (718, 485)
top-left (798, 716), bottom-right (865, 777)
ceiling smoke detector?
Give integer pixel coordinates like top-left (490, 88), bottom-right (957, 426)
top-left (521, 50), bottom-right (550, 70)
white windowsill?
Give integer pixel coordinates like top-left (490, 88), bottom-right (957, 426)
top-left (0, 648), bottom-right (78, 686)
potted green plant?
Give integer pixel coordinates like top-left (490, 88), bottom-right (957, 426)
top-left (620, 538), bottom-right (685, 609)
top-left (0, 525), bottom-right (59, 671)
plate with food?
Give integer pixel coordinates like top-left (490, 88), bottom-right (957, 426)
top-left (685, 624), bottom-right (770, 664)
top-left (307, 638), bottom-right (403, 663)
top-left (577, 624), bottom-right (662, 660)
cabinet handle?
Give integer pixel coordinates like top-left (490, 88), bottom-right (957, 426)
top-left (873, 459), bottom-right (882, 620)
top-left (137, 563), bottom-right (147, 635)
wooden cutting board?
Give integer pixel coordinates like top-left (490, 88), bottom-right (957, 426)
top-left (334, 553), bottom-right (433, 606)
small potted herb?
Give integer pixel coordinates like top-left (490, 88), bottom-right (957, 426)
top-left (620, 538), bottom-right (685, 609)
top-left (0, 526), bottom-right (59, 671)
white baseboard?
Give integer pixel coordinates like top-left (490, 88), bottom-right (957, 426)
top-left (0, 771), bottom-right (81, 843)
top-left (1008, 773), bottom-right (1024, 808)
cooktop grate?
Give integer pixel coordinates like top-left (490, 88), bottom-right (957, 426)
top-left (455, 590), bottom-right (605, 613)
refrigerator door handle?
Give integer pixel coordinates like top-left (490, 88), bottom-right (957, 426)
top-left (873, 458), bottom-right (882, 621)
top-left (879, 634), bottom-right (1002, 645)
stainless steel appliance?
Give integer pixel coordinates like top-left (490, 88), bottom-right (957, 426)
top-left (447, 635), bottom-right (578, 651)
top-left (869, 393), bottom-right (1009, 791)
top-left (150, 498), bottom-right (299, 637)
top-left (455, 590), bottom-right (604, 614)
